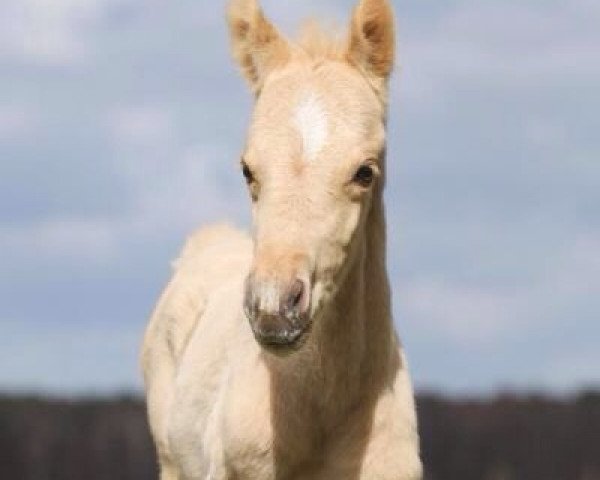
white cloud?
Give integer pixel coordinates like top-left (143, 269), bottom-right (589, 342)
top-left (548, 233), bottom-right (600, 298)
top-left (0, 320), bottom-right (143, 393)
top-left (525, 116), bottom-right (569, 150)
top-left (107, 105), bottom-right (175, 148)
top-left (1, 110), bottom-right (247, 270)
top-left (397, 231), bottom-right (600, 347)
top-left (105, 103), bottom-right (247, 234)
top-left (125, 143), bottom-right (248, 235)
top-left (0, 106), bottom-right (36, 140)
top-left (543, 348), bottom-right (600, 390)
top-left (0, 0), bottom-right (104, 64)
top-left (0, 218), bottom-right (118, 263)
top-left (398, 278), bottom-right (517, 345)
top-left (399, 0), bottom-right (600, 103)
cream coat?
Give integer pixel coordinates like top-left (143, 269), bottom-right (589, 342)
top-left (142, 1), bottom-right (422, 478)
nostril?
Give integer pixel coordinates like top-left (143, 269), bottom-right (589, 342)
top-left (285, 279), bottom-right (305, 313)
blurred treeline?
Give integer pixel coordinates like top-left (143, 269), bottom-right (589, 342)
top-left (1, 391), bottom-right (599, 480)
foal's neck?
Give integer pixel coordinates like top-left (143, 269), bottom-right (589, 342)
top-left (268, 191), bottom-right (395, 411)
top-left (326, 192), bottom-right (395, 392)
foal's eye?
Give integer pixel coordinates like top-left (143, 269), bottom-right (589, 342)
top-left (242, 162), bottom-right (254, 184)
top-left (353, 164), bottom-right (375, 187)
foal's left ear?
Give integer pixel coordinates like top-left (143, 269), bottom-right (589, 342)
top-left (227, 0), bottom-right (290, 95)
top-left (347, 0), bottom-right (396, 89)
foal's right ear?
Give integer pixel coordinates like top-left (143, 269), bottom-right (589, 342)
top-left (227, 0), bottom-right (290, 95)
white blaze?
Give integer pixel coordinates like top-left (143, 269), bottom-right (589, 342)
top-left (293, 93), bottom-right (327, 162)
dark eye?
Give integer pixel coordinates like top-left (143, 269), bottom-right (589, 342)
top-left (353, 164), bottom-right (374, 187)
top-left (242, 162), bottom-right (254, 184)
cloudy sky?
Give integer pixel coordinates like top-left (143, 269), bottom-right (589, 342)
top-left (0, 0), bottom-right (598, 395)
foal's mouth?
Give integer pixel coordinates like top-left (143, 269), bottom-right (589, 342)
top-left (251, 318), bottom-right (313, 354)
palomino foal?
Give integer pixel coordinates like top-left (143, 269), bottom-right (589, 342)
top-left (141, 0), bottom-right (422, 478)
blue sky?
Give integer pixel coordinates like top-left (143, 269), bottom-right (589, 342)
top-left (0, 0), bottom-right (598, 395)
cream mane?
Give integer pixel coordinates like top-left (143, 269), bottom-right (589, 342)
top-left (295, 22), bottom-right (347, 62)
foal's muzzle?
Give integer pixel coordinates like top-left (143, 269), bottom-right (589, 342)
top-left (244, 276), bottom-right (311, 349)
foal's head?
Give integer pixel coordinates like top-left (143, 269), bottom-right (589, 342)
top-left (228, 0), bottom-right (395, 350)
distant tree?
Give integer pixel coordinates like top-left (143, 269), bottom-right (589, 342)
top-left (1, 392), bottom-right (599, 480)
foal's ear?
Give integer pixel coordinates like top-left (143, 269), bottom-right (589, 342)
top-left (227, 0), bottom-right (290, 95)
top-left (347, 0), bottom-right (395, 88)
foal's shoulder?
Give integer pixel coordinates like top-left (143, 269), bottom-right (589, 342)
top-left (142, 223), bottom-right (251, 369)
top-left (168, 222), bottom-right (252, 302)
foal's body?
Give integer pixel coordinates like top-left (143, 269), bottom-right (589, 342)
top-left (142, 1), bottom-right (421, 478)
top-left (144, 221), bottom-right (420, 479)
